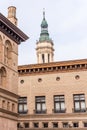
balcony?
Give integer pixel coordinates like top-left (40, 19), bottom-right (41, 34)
top-left (34, 109), bottom-right (47, 114)
top-left (52, 108), bottom-right (66, 113)
top-left (72, 108), bottom-right (87, 113)
top-left (18, 109), bottom-right (28, 114)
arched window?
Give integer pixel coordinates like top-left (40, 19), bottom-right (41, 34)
top-left (2, 100), bottom-right (5, 109)
top-left (5, 40), bottom-right (12, 58)
top-left (4, 40), bottom-right (12, 64)
top-left (12, 103), bottom-right (15, 112)
top-left (0, 35), bottom-right (3, 60)
top-left (7, 102), bottom-right (10, 110)
top-left (0, 67), bottom-right (6, 87)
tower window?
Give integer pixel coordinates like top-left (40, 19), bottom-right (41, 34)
top-left (48, 54), bottom-right (50, 63)
top-left (42, 54), bottom-right (45, 63)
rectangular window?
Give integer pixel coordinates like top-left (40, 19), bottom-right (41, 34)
top-left (18, 97), bottom-right (28, 114)
top-left (84, 122), bottom-right (87, 127)
top-left (73, 94), bottom-right (86, 112)
top-left (43, 122), bottom-right (48, 128)
top-left (33, 123), bottom-right (39, 128)
top-left (35, 96), bottom-right (46, 114)
top-left (73, 122), bottom-right (79, 127)
top-left (53, 122), bottom-right (58, 128)
top-left (24, 123), bottom-right (29, 128)
top-left (63, 122), bottom-right (68, 128)
top-left (54, 95), bottom-right (66, 113)
top-left (17, 123), bottom-right (20, 128)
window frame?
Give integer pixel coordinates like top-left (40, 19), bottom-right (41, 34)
top-left (73, 122), bottom-right (79, 127)
top-left (35, 96), bottom-right (46, 114)
top-left (73, 94), bottom-right (86, 112)
top-left (18, 97), bottom-right (28, 114)
top-left (54, 95), bottom-right (66, 113)
top-left (53, 122), bottom-right (58, 128)
top-left (43, 122), bottom-right (48, 128)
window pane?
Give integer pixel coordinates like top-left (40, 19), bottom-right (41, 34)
top-left (18, 97), bottom-right (27, 103)
top-left (81, 101), bottom-right (86, 109)
top-left (42, 103), bottom-right (46, 110)
top-left (61, 102), bottom-right (65, 109)
top-left (37, 103), bottom-right (41, 110)
top-left (54, 97), bottom-right (59, 101)
top-left (54, 95), bottom-right (64, 101)
top-left (74, 95), bottom-right (79, 100)
top-left (75, 102), bottom-right (79, 109)
top-left (55, 103), bottom-right (60, 110)
top-left (19, 104), bottom-right (23, 111)
top-left (80, 95), bottom-right (85, 100)
top-left (24, 104), bottom-right (27, 111)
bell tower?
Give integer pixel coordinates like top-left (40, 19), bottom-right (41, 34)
top-left (36, 10), bottom-right (54, 64)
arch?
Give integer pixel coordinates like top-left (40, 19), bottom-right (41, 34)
top-left (12, 103), bottom-right (15, 112)
top-left (0, 67), bottom-right (7, 87)
top-left (0, 35), bottom-right (3, 61)
top-left (7, 101), bottom-right (10, 110)
top-left (5, 40), bottom-right (12, 59)
top-left (2, 100), bottom-right (5, 109)
top-left (1, 67), bottom-right (7, 76)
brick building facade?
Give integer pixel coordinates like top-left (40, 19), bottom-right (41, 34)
top-left (0, 6), bottom-right (28, 130)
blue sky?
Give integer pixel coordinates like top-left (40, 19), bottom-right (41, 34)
top-left (1, 0), bottom-right (87, 65)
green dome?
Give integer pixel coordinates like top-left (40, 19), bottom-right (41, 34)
top-left (39, 10), bottom-right (53, 43)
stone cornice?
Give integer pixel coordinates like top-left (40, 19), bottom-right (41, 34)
top-left (36, 46), bottom-right (54, 51)
top-left (0, 87), bottom-right (20, 99)
top-left (18, 59), bottom-right (87, 76)
top-left (18, 112), bottom-right (87, 119)
top-left (0, 108), bottom-right (18, 117)
top-left (0, 95), bottom-right (18, 103)
top-left (0, 13), bottom-right (29, 44)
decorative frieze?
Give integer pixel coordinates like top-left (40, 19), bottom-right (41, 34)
top-left (18, 63), bottom-right (87, 75)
